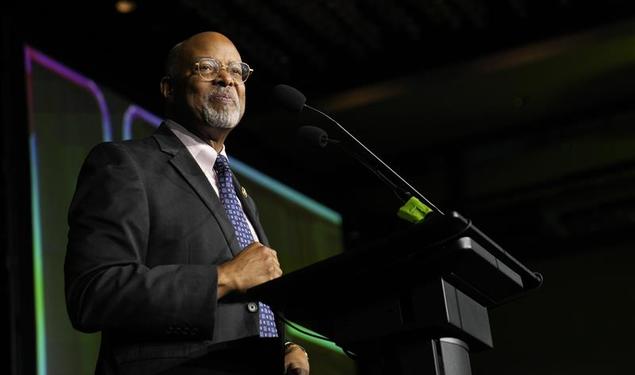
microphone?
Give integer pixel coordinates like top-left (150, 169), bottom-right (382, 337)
top-left (272, 84), bottom-right (306, 112)
top-left (297, 125), bottom-right (331, 148)
top-left (275, 84), bottom-right (444, 216)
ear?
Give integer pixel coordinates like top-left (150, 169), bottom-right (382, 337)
top-left (160, 76), bottom-right (174, 102)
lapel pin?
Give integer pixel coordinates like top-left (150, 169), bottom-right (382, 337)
top-left (241, 186), bottom-right (248, 198)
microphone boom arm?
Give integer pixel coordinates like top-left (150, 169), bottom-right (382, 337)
top-left (305, 104), bottom-right (445, 216)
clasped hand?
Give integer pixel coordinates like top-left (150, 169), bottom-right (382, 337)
top-left (217, 242), bottom-right (283, 296)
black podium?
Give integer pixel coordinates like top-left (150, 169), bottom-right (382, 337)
top-left (249, 211), bottom-right (542, 375)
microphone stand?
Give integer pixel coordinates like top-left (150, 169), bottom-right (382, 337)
top-left (304, 104), bottom-right (445, 216)
top-left (281, 84), bottom-right (543, 291)
top-left (297, 111), bottom-right (543, 290)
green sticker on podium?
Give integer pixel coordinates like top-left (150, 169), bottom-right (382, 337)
top-left (397, 196), bottom-right (432, 223)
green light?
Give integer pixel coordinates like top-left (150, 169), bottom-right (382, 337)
top-left (30, 134), bottom-right (47, 375)
top-left (286, 323), bottom-right (347, 356)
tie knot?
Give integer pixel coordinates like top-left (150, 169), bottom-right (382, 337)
top-left (214, 154), bottom-right (231, 174)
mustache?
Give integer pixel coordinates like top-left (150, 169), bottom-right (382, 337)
top-left (207, 89), bottom-right (238, 103)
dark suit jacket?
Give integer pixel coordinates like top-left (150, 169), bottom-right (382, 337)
top-left (65, 122), bottom-right (284, 375)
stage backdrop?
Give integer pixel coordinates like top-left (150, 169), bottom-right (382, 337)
top-left (25, 45), bottom-right (354, 375)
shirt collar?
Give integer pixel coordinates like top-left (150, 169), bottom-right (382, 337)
top-left (165, 119), bottom-right (229, 171)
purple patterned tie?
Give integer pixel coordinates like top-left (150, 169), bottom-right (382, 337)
top-left (214, 154), bottom-right (278, 338)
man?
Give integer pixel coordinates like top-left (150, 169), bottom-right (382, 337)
top-left (65, 31), bottom-right (310, 375)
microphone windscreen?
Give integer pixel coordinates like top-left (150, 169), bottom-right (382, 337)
top-left (297, 126), bottom-right (328, 148)
top-left (273, 84), bottom-right (306, 112)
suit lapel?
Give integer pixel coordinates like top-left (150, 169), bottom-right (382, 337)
top-left (153, 122), bottom-right (243, 256)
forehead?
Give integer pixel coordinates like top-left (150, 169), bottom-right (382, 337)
top-left (182, 38), bottom-right (242, 64)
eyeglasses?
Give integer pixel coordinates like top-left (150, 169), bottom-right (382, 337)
top-left (193, 58), bottom-right (253, 83)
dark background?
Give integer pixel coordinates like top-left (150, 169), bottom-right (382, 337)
top-left (4, 0), bottom-right (635, 374)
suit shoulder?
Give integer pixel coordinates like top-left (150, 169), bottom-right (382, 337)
top-left (86, 136), bottom-right (159, 162)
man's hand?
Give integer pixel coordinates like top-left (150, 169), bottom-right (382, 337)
top-left (284, 343), bottom-right (310, 375)
top-left (217, 242), bottom-right (282, 298)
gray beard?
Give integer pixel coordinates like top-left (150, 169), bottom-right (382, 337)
top-left (201, 103), bottom-right (241, 129)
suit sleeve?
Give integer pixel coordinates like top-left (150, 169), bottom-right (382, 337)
top-left (65, 142), bottom-right (218, 339)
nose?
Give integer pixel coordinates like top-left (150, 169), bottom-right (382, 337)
top-left (212, 67), bottom-right (235, 87)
